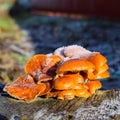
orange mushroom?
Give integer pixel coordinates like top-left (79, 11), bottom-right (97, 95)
top-left (3, 45), bottom-right (110, 101)
top-left (47, 88), bottom-right (90, 100)
top-left (87, 69), bottom-right (110, 80)
top-left (25, 54), bottom-right (61, 82)
top-left (4, 74), bottom-right (51, 101)
top-left (53, 74), bottom-right (84, 90)
top-left (90, 53), bottom-right (107, 70)
top-left (74, 88), bottom-right (91, 98)
top-left (47, 73), bottom-right (91, 100)
top-left (57, 90), bottom-right (76, 100)
top-left (95, 71), bottom-right (110, 79)
top-left (87, 53), bottom-right (110, 79)
top-left (46, 90), bottom-right (75, 100)
top-left (93, 64), bottom-right (109, 75)
top-left (56, 59), bottom-right (95, 75)
top-left (86, 80), bottom-right (102, 94)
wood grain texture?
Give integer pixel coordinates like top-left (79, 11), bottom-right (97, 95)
top-left (0, 90), bottom-right (120, 120)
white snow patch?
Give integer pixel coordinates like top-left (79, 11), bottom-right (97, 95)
top-left (74, 99), bottom-right (120, 119)
top-left (34, 108), bottom-right (48, 120)
top-left (46, 111), bottom-right (66, 120)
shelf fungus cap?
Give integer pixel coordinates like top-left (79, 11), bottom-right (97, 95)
top-left (90, 53), bottom-right (107, 70)
top-left (54, 88), bottom-right (90, 100)
top-left (56, 59), bottom-right (95, 74)
top-left (57, 90), bottom-right (76, 100)
top-left (4, 74), bottom-right (50, 101)
top-left (86, 80), bottom-right (102, 94)
top-left (94, 64), bottom-right (109, 75)
top-left (25, 54), bottom-right (61, 82)
top-left (74, 88), bottom-right (91, 98)
top-left (95, 71), bottom-right (110, 79)
top-left (53, 74), bottom-right (84, 90)
top-left (25, 54), bottom-right (46, 74)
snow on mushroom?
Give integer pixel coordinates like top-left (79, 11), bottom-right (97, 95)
top-left (4, 45), bottom-right (110, 101)
top-left (46, 58), bottom-right (103, 100)
top-left (47, 45), bottom-right (110, 100)
top-left (54, 45), bottom-right (92, 59)
top-left (4, 54), bottom-right (61, 101)
top-left (25, 54), bottom-right (62, 83)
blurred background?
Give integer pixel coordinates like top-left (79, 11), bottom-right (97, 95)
top-left (0, 0), bottom-right (120, 90)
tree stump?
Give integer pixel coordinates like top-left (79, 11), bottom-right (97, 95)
top-left (0, 90), bottom-right (120, 120)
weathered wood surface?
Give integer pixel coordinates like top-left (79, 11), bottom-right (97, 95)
top-left (0, 90), bottom-right (120, 120)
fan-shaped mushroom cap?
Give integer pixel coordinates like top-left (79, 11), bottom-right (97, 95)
top-left (43, 55), bottom-right (62, 72)
top-left (95, 71), bottom-right (110, 79)
top-left (25, 54), bottom-right (61, 81)
top-left (4, 75), bottom-right (50, 101)
top-left (57, 90), bottom-right (75, 100)
top-left (90, 53), bottom-right (107, 69)
top-left (25, 54), bottom-right (46, 80)
top-left (87, 71), bottom-right (110, 80)
top-left (56, 59), bottom-right (95, 74)
top-left (86, 80), bottom-right (102, 94)
top-left (59, 89), bottom-right (90, 100)
top-left (25, 54), bottom-right (46, 74)
top-left (74, 88), bottom-right (91, 98)
top-left (94, 64), bottom-right (109, 75)
top-left (48, 88), bottom-right (90, 100)
top-left (38, 81), bottom-right (51, 96)
top-left (53, 74), bottom-right (84, 90)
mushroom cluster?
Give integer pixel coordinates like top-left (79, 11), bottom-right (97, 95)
top-left (4, 54), bottom-right (61, 101)
top-left (4, 45), bottom-right (110, 101)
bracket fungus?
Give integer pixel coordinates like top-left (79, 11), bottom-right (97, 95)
top-left (4, 45), bottom-right (110, 101)
top-left (4, 74), bottom-right (51, 101)
top-left (25, 54), bottom-right (61, 82)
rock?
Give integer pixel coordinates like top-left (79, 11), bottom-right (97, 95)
top-left (0, 90), bottom-right (120, 120)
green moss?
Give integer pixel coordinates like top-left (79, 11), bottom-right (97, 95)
top-left (0, 17), bottom-right (16, 31)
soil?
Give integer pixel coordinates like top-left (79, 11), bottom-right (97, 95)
top-left (0, 11), bottom-right (120, 90)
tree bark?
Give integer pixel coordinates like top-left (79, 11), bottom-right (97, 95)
top-left (0, 90), bottom-right (120, 120)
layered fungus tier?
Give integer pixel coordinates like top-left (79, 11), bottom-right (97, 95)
top-left (4, 45), bottom-right (110, 101)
